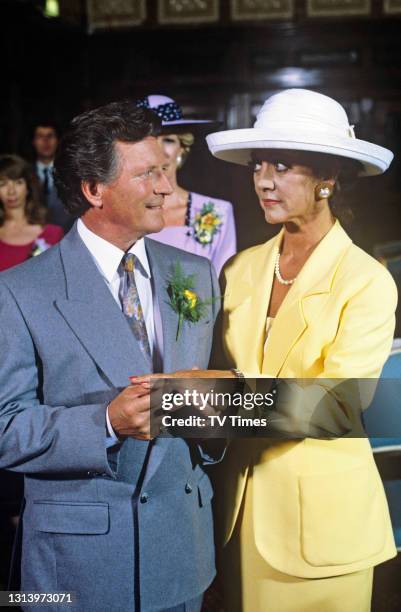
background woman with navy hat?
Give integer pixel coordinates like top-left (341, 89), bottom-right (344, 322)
top-left (136, 95), bottom-right (236, 276)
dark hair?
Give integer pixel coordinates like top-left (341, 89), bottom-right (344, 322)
top-left (32, 121), bottom-right (60, 139)
top-left (0, 155), bottom-right (46, 226)
top-left (297, 151), bottom-right (362, 225)
top-left (54, 101), bottom-right (161, 217)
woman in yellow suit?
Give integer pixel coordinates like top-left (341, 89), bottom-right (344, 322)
top-left (137, 89), bottom-right (397, 611)
top-left (204, 89), bottom-right (398, 612)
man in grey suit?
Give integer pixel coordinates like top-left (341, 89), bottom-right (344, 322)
top-left (0, 102), bottom-right (220, 611)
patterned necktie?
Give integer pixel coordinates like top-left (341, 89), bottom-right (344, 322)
top-left (120, 253), bottom-right (151, 360)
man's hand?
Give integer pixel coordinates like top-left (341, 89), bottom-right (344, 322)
top-left (108, 384), bottom-right (152, 440)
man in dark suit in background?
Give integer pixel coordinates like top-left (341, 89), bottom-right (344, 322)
top-left (32, 120), bottom-right (73, 230)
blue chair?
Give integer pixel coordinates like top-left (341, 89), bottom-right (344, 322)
top-left (364, 347), bottom-right (401, 550)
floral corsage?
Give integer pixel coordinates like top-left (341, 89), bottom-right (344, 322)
top-left (167, 262), bottom-right (213, 340)
top-left (30, 238), bottom-right (51, 257)
top-left (192, 202), bottom-right (222, 246)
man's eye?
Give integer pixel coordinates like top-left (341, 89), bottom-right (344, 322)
top-left (275, 162), bottom-right (288, 172)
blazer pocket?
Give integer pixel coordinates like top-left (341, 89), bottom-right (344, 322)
top-left (197, 475), bottom-right (214, 507)
top-left (299, 466), bottom-right (386, 566)
top-left (31, 501), bottom-right (109, 535)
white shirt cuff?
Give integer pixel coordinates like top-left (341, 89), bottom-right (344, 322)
top-left (106, 404), bottom-right (120, 448)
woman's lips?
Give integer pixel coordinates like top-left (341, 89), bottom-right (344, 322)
top-left (261, 199), bottom-right (280, 207)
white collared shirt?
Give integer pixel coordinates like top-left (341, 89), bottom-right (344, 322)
top-left (77, 218), bottom-right (156, 354)
top-left (77, 219), bottom-right (162, 444)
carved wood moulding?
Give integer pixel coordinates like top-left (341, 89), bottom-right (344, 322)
top-left (231, 0), bottom-right (294, 21)
top-left (157, 0), bottom-right (219, 24)
top-left (86, 0), bottom-right (146, 32)
top-left (383, 0), bottom-right (401, 13)
top-left (307, 0), bottom-right (371, 16)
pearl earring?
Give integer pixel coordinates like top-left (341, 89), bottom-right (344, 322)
top-left (315, 182), bottom-right (333, 200)
top-left (319, 186), bottom-right (331, 198)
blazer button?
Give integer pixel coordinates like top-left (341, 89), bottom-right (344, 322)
top-left (185, 483), bottom-right (193, 494)
top-left (140, 493), bottom-right (149, 504)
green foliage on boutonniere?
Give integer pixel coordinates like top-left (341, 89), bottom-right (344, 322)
top-left (192, 202), bottom-right (222, 246)
top-left (167, 262), bottom-right (213, 341)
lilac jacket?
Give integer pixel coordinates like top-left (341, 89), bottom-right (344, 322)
top-left (148, 191), bottom-right (236, 276)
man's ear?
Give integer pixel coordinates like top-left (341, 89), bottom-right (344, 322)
top-left (81, 181), bottom-right (104, 209)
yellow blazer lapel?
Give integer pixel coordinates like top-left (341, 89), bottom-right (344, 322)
top-left (263, 221), bottom-right (352, 377)
top-left (224, 230), bottom-right (282, 374)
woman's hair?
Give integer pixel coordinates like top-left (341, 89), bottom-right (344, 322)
top-left (177, 132), bottom-right (195, 168)
top-left (302, 151), bottom-right (362, 225)
top-left (0, 154), bottom-right (46, 227)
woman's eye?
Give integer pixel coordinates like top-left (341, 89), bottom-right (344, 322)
top-left (16, 179), bottom-right (25, 185)
top-left (275, 162), bottom-right (288, 172)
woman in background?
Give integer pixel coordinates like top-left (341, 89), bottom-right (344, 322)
top-left (0, 154), bottom-right (63, 271)
top-left (137, 95), bottom-right (236, 276)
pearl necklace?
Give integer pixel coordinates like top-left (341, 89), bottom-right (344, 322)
top-left (274, 252), bottom-right (297, 285)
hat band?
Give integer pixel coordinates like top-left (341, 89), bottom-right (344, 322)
top-left (254, 118), bottom-right (356, 140)
top-left (136, 98), bottom-right (183, 122)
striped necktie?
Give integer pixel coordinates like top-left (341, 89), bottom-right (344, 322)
top-left (120, 253), bottom-right (151, 359)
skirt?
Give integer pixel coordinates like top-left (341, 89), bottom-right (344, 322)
top-left (219, 472), bottom-right (373, 612)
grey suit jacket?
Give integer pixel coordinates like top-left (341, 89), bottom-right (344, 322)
top-left (0, 225), bottom-right (220, 611)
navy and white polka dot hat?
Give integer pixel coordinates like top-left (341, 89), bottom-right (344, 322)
top-left (136, 95), bottom-right (220, 133)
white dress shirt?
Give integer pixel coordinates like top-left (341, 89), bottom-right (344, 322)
top-left (77, 218), bottom-right (156, 350)
top-left (77, 219), bottom-right (162, 443)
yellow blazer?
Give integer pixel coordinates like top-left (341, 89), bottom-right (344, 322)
top-left (217, 220), bottom-right (398, 578)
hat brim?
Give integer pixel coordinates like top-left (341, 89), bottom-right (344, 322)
top-left (206, 128), bottom-right (393, 176)
top-left (160, 119), bottom-right (221, 135)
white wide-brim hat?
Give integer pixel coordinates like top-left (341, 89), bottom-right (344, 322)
top-left (136, 94), bottom-right (220, 133)
top-left (206, 89), bottom-right (393, 176)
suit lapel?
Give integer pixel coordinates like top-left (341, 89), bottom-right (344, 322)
top-left (144, 239), bottom-right (216, 485)
top-left (146, 238), bottom-right (205, 373)
top-left (263, 221), bottom-right (352, 376)
top-left (55, 226), bottom-right (152, 389)
top-left (143, 239), bottom-right (192, 483)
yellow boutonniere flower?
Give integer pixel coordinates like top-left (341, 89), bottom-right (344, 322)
top-left (183, 289), bottom-right (198, 309)
top-left (167, 262), bottom-right (216, 340)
